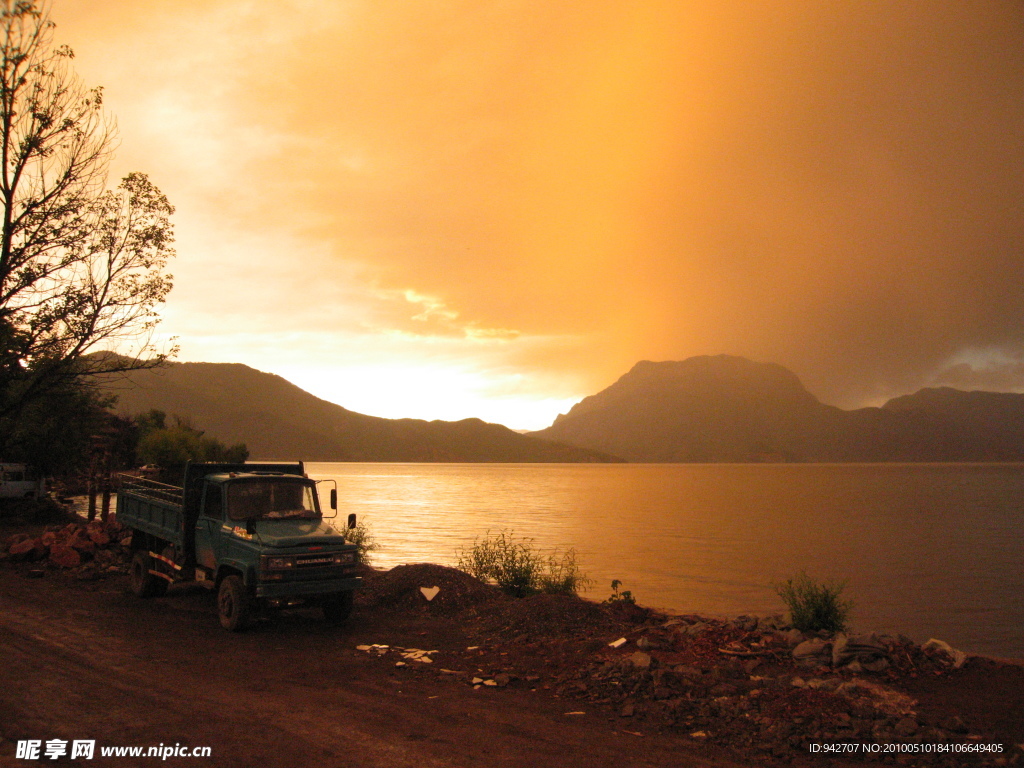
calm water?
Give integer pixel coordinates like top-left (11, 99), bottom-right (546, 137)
top-left (307, 462), bottom-right (1023, 659)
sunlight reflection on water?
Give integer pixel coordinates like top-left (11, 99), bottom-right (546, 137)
top-left (308, 462), bottom-right (1024, 658)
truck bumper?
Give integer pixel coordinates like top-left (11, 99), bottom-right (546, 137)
top-left (255, 576), bottom-right (362, 599)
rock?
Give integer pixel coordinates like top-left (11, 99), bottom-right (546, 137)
top-left (636, 636), bottom-right (654, 650)
top-left (8, 538), bottom-right (38, 561)
top-left (674, 665), bottom-right (703, 681)
top-left (68, 533), bottom-right (95, 553)
top-left (894, 717), bottom-right (918, 737)
top-left (630, 651), bottom-right (652, 669)
top-left (784, 628), bottom-right (805, 646)
top-left (793, 638), bottom-right (832, 665)
top-left (619, 701), bottom-right (635, 717)
top-left (494, 673), bottom-right (511, 688)
top-left (833, 633), bottom-right (890, 668)
top-left (735, 615), bottom-right (758, 632)
top-left (939, 715), bottom-right (968, 733)
top-left (861, 657), bottom-right (890, 673)
top-left (922, 638), bottom-right (968, 669)
top-left (74, 563), bottom-right (101, 581)
top-left (87, 529), bottom-right (110, 546)
top-left (49, 544), bottom-right (81, 568)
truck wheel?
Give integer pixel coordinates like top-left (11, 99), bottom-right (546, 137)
top-left (130, 550), bottom-right (167, 598)
top-left (322, 591), bottom-right (354, 625)
top-left (218, 575), bottom-right (252, 632)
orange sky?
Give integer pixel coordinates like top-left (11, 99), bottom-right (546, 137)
top-left (53, 1), bottom-right (1024, 428)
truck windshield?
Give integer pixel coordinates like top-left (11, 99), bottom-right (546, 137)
top-left (226, 481), bottom-right (319, 521)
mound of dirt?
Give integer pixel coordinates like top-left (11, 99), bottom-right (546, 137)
top-left (358, 563), bottom-right (506, 614)
top-left (479, 592), bottom-right (624, 640)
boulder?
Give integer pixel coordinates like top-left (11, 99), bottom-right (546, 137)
top-left (630, 651), bottom-right (652, 669)
top-left (49, 544), bottom-right (81, 568)
top-left (87, 528), bottom-right (110, 546)
top-left (922, 638), bottom-right (968, 669)
top-left (8, 538), bottom-right (38, 560)
top-left (792, 638), bottom-right (832, 666)
top-left (832, 633), bottom-right (890, 668)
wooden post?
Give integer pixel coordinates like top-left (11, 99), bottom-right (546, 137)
top-left (86, 450), bottom-right (97, 522)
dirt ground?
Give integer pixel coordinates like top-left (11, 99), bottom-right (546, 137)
top-left (1, 508), bottom-right (1022, 768)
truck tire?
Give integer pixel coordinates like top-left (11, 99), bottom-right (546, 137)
top-left (130, 550), bottom-right (168, 598)
top-left (322, 591), bottom-right (354, 625)
top-left (218, 575), bottom-right (252, 632)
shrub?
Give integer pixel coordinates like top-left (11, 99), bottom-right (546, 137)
top-left (456, 530), bottom-right (590, 597)
top-left (775, 571), bottom-right (853, 633)
top-left (604, 579), bottom-right (635, 604)
top-left (341, 520), bottom-right (379, 565)
top-left (539, 548), bottom-right (592, 595)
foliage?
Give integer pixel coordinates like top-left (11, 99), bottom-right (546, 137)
top-left (456, 530), bottom-right (590, 598)
top-left (340, 520), bottom-right (379, 565)
top-left (775, 571), bottom-right (853, 633)
top-left (135, 410), bottom-right (248, 474)
top-left (605, 579), bottom-right (635, 604)
top-left (0, 2), bottom-right (176, 451)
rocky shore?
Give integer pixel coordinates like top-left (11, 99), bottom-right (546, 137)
top-left (1, 506), bottom-right (1022, 767)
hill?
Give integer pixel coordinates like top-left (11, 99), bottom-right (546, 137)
top-left (98, 360), bottom-right (617, 463)
top-left (530, 355), bottom-right (1024, 462)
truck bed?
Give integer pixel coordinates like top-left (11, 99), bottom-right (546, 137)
top-left (117, 476), bottom-right (188, 550)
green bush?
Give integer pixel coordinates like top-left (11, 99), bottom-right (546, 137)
top-left (341, 520), bottom-right (379, 565)
top-left (775, 571), bottom-right (853, 633)
top-left (605, 579), bottom-right (635, 604)
top-left (456, 530), bottom-right (590, 597)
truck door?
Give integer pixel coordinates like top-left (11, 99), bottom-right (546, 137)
top-left (194, 482), bottom-right (223, 574)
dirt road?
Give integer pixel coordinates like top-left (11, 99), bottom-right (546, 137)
top-left (0, 571), bottom-right (745, 768)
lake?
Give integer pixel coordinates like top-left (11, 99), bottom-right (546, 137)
top-left (307, 462), bottom-right (1023, 659)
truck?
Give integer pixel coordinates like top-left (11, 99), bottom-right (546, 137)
top-left (0, 462), bottom-right (46, 500)
top-left (117, 461), bottom-right (362, 631)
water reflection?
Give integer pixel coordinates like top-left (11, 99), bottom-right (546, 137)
top-left (308, 462), bottom-right (1024, 658)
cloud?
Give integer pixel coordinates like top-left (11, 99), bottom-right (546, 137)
top-left (56, 0), bottom-right (1024, 419)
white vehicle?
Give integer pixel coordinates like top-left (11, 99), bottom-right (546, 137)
top-left (0, 463), bottom-right (46, 499)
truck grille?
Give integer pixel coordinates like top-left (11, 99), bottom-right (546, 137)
top-left (296, 554), bottom-right (337, 566)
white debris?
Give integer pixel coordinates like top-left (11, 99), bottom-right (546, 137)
top-left (923, 638), bottom-right (969, 669)
top-left (608, 637), bottom-right (628, 648)
top-left (420, 586), bottom-right (441, 601)
top-left (398, 648), bottom-right (439, 663)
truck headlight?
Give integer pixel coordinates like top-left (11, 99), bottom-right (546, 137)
top-left (332, 552), bottom-right (355, 565)
top-left (262, 556), bottom-right (295, 570)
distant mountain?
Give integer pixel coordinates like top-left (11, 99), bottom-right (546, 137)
top-left (98, 360), bottom-right (617, 463)
top-left (530, 355), bottom-right (1024, 462)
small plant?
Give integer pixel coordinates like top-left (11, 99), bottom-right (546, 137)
top-left (605, 579), bottom-right (635, 604)
top-left (775, 571), bottom-right (852, 633)
top-left (341, 520), bottom-right (379, 565)
top-left (456, 530), bottom-right (590, 597)
top-left (539, 548), bottom-right (593, 595)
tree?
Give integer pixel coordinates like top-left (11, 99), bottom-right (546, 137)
top-left (0, 1), bottom-right (175, 458)
top-left (136, 412), bottom-right (249, 481)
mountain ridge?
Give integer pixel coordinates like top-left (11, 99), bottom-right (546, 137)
top-left (97, 360), bottom-right (618, 463)
top-left (532, 355), bottom-right (1024, 462)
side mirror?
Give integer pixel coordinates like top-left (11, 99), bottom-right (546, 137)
top-left (330, 488), bottom-right (337, 510)
top-left (347, 513), bottom-right (357, 530)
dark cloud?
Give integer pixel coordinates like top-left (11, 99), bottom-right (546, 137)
top-left (58, 1), bottom-right (1024, 413)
